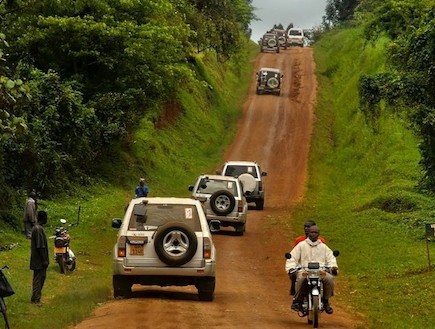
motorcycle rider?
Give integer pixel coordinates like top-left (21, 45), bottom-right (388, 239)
top-left (285, 225), bottom-right (338, 314)
top-left (289, 219), bottom-right (327, 295)
top-left (293, 219), bottom-right (326, 246)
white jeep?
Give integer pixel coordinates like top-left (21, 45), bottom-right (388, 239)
top-left (217, 161), bottom-right (267, 210)
top-left (111, 197), bottom-right (216, 301)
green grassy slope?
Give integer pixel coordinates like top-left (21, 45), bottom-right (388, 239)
top-left (290, 27), bottom-right (435, 328)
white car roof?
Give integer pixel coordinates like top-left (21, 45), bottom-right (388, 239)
top-left (259, 67), bottom-right (281, 73)
top-left (131, 197), bottom-right (201, 206)
top-left (199, 174), bottom-right (239, 181)
top-left (224, 160), bottom-right (259, 166)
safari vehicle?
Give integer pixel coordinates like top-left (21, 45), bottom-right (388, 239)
top-left (188, 174), bottom-right (248, 235)
top-left (255, 67), bottom-right (283, 96)
top-left (260, 33), bottom-right (280, 53)
top-left (287, 28), bottom-right (304, 47)
top-left (217, 161), bottom-right (267, 210)
top-left (111, 197), bottom-right (216, 301)
top-left (272, 29), bottom-right (288, 50)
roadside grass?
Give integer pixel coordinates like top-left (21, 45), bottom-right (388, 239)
top-left (287, 27), bottom-right (435, 328)
top-left (0, 43), bottom-right (257, 329)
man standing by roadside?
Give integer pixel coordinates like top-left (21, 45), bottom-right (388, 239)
top-left (23, 191), bottom-right (37, 238)
top-left (30, 210), bottom-right (49, 306)
top-left (134, 177), bottom-right (149, 198)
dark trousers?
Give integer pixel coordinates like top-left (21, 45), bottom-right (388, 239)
top-left (31, 267), bottom-right (47, 303)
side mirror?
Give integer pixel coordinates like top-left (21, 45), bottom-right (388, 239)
top-left (284, 252), bottom-right (292, 259)
top-left (188, 185), bottom-right (194, 191)
top-left (112, 218), bottom-right (122, 229)
top-left (333, 250), bottom-right (340, 257)
top-left (216, 169), bottom-right (222, 175)
top-left (262, 172), bottom-right (267, 177)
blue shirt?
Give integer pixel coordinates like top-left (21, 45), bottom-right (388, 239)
top-left (135, 185), bottom-right (149, 197)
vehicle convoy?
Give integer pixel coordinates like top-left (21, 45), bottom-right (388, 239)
top-left (111, 197), bottom-right (216, 301)
top-left (52, 219), bottom-right (76, 274)
top-left (217, 161), bottom-right (267, 210)
top-left (189, 174), bottom-right (248, 235)
top-left (285, 252), bottom-right (340, 328)
top-left (255, 67), bottom-right (283, 96)
top-left (287, 28), bottom-right (304, 47)
top-left (260, 33), bottom-right (280, 53)
top-left (271, 28), bottom-right (288, 49)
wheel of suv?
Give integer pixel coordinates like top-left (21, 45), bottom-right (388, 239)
top-left (209, 190), bottom-right (236, 216)
top-left (197, 277), bottom-right (216, 301)
top-left (256, 199), bottom-right (264, 210)
top-left (154, 222), bottom-right (198, 266)
top-left (113, 275), bottom-right (132, 298)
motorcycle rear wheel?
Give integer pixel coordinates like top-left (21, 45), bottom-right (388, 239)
top-left (56, 254), bottom-right (66, 274)
top-left (66, 259), bottom-right (76, 272)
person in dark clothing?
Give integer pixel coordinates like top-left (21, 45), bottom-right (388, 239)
top-left (134, 177), bottom-right (149, 198)
top-left (30, 210), bottom-right (49, 306)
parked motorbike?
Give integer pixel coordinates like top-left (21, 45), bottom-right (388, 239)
top-left (52, 219), bottom-right (76, 274)
top-left (285, 251), bottom-right (339, 328)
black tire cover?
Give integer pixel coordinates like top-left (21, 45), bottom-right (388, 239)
top-left (267, 77), bottom-right (279, 88)
top-left (154, 222), bottom-right (198, 266)
top-left (209, 190), bottom-right (236, 216)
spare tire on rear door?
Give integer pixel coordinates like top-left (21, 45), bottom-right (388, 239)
top-left (209, 190), bottom-right (236, 216)
top-left (238, 173), bottom-right (256, 193)
top-left (154, 222), bottom-right (198, 266)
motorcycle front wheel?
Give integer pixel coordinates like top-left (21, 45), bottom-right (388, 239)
top-left (312, 295), bottom-right (319, 328)
top-left (56, 254), bottom-right (66, 274)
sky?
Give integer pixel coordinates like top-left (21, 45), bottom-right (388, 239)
top-left (249, 0), bottom-right (328, 42)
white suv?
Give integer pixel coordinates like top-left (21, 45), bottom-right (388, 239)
top-left (217, 161), bottom-right (267, 210)
top-left (287, 28), bottom-right (304, 47)
top-left (111, 197), bottom-right (216, 301)
top-left (188, 174), bottom-right (248, 235)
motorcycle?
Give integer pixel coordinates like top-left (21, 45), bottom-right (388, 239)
top-left (52, 219), bottom-right (76, 274)
top-left (285, 251), bottom-right (339, 328)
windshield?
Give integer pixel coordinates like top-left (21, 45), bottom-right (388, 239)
top-left (289, 30), bottom-right (302, 36)
top-left (224, 165), bottom-right (258, 178)
top-left (196, 178), bottom-right (238, 196)
top-left (128, 203), bottom-right (201, 231)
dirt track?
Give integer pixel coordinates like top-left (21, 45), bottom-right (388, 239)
top-left (71, 48), bottom-right (363, 329)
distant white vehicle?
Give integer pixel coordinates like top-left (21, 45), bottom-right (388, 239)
top-left (287, 28), bottom-right (304, 47)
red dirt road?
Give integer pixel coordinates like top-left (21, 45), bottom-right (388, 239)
top-left (71, 48), bottom-right (364, 329)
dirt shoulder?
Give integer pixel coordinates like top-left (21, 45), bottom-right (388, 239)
top-left (71, 48), bottom-right (364, 329)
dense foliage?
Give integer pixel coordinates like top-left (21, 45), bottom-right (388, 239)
top-left (0, 0), bottom-right (254, 218)
top-left (357, 0), bottom-right (435, 189)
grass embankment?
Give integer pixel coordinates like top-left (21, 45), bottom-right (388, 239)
top-left (289, 27), bottom-right (435, 328)
top-left (0, 42), bottom-right (258, 329)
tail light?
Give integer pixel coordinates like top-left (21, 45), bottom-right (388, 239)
top-left (237, 201), bottom-right (243, 213)
top-left (203, 237), bottom-right (212, 259)
top-left (258, 181), bottom-right (263, 191)
top-left (117, 236), bottom-right (127, 257)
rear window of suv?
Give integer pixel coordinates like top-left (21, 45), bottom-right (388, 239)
top-left (224, 165), bottom-right (258, 178)
top-left (128, 203), bottom-right (201, 231)
top-left (196, 178), bottom-right (238, 195)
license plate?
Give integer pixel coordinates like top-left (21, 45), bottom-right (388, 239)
top-left (129, 244), bottom-right (144, 256)
top-left (54, 247), bottom-right (67, 253)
